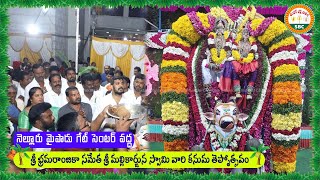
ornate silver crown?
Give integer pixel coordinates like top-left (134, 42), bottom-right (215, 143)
top-left (215, 17), bottom-right (228, 32)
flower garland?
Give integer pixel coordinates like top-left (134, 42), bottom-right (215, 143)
top-left (272, 81), bottom-right (302, 105)
top-left (166, 33), bottom-right (191, 47)
top-left (271, 143), bottom-right (299, 163)
top-left (268, 31), bottom-right (295, 52)
top-left (262, 92), bottom-right (273, 172)
top-left (187, 11), bottom-right (215, 36)
top-left (245, 50), bottom-right (272, 133)
top-left (144, 32), bottom-right (167, 49)
top-left (272, 130), bottom-right (301, 141)
top-left (160, 72), bottom-right (188, 94)
top-left (210, 5), bottom-right (256, 31)
top-left (210, 122), bottom-right (245, 151)
top-left (250, 16), bottom-right (302, 173)
top-left (162, 8), bottom-right (302, 174)
top-left (269, 51), bottom-right (299, 63)
top-left (161, 60), bottom-right (186, 68)
top-left (248, 17), bottom-right (276, 37)
top-left (187, 44), bottom-right (205, 148)
top-left (162, 101), bottom-right (189, 122)
top-left (273, 64), bottom-right (300, 77)
top-left (161, 92), bottom-right (188, 105)
top-left (207, 32), bottom-right (229, 65)
top-left (195, 40), bottom-right (211, 113)
top-left (271, 113), bottom-right (302, 131)
top-left (192, 43), bottom-right (215, 133)
top-left (161, 13), bottom-right (201, 154)
top-left (257, 20), bottom-right (288, 46)
top-left (172, 15), bottom-right (201, 45)
top-left (232, 36), bottom-right (257, 64)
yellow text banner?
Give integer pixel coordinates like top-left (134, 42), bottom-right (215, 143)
top-left (14, 151), bottom-right (265, 169)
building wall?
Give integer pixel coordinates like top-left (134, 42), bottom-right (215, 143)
top-left (53, 8), bottom-right (68, 62)
top-left (67, 8), bottom-right (77, 61)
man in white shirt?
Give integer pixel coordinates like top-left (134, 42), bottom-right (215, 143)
top-left (62, 68), bottom-right (83, 94)
top-left (93, 73), bottom-right (107, 96)
top-left (50, 57), bottom-right (58, 66)
top-left (130, 67), bottom-right (141, 90)
top-left (93, 76), bottom-right (130, 131)
top-left (124, 74), bottom-right (146, 105)
top-left (45, 66), bottom-right (68, 92)
top-left (44, 74), bottom-right (68, 108)
top-left (26, 102), bottom-right (55, 173)
top-left (124, 74), bottom-right (147, 133)
top-left (80, 73), bottom-right (102, 111)
top-left (16, 71), bottom-right (32, 101)
top-left (24, 64), bottom-right (50, 106)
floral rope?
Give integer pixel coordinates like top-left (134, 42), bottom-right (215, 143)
top-left (160, 66), bottom-right (186, 75)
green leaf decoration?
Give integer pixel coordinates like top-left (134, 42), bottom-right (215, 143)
top-left (258, 144), bottom-right (263, 152)
top-left (16, 144), bottom-right (22, 151)
top-left (23, 147), bottom-right (30, 152)
top-left (250, 152), bottom-right (257, 159)
top-left (24, 152), bottom-right (30, 159)
top-left (250, 146), bottom-right (257, 151)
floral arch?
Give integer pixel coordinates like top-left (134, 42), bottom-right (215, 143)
top-left (160, 6), bottom-right (302, 173)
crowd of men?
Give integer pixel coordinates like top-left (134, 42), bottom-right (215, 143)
top-left (7, 57), bottom-right (147, 174)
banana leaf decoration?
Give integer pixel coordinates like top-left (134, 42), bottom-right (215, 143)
top-left (78, 66), bottom-right (98, 77)
top-left (250, 144), bottom-right (270, 166)
top-left (10, 144), bottom-right (30, 165)
top-left (55, 51), bottom-right (71, 67)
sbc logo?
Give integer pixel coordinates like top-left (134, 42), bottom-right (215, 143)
top-left (284, 4), bottom-right (314, 34)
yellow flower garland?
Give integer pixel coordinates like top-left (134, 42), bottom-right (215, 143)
top-left (238, 6), bottom-right (257, 32)
top-left (232, 35), bottom-right (256, 63)
top-left (161, 60), bottom-right (187, 69)
top-left (209, 7), bottom-right (233, 25)
top-left (258, 20), bottom-right (287, 46)
top-left (208, 32), bottom-right (229, 65)
top-left (172, 15), bottom-right (201, 45)
top-left (166, 34), bottom-right (191, 47)
top-left (271, 112), bottom-right (302, 131)
top-left (250, 19), bottom-right (263, 31)
top-left (210, 48), bottom-right (227, 65)
top-left (162, 101), bottom-right (189, 122)
top-left (197, 12), bottom-right (211, 28)
top-left (232, 50), bottom-right (255, 63)
top-left (274, 64), bottom-right (300, 77)
top-left (269, 36), bottom-right (296, 53)
top-left (273, 161), bottom-right (296, 173)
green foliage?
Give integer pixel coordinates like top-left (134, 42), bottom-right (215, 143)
top-left (302, 54), bottom-right (312, 125)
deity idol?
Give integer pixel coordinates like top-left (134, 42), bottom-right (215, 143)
top-left (231, 25), bottom-right (258, 100)
top-left (208, 18), bottom-right (230, 66)
top-left (219, 24), bottom-right (258, 101)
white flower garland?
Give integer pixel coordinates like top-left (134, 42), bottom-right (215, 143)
top-left (209, 123), bottom-right (244, 151)
top-left (272, 129), bottom-right (301, 141)
top-left (163, 46), bottom-right (190, 58)
top-left (162, 124), bottom-right (189, 136)
top-left (269, 51), bottom-right (298, 63)
top-left (244, 56), bottom-right (271, 132)
top-left (192, 45), bottom-right (215, 133)
top-left (298, 59), bottom-right (306, 67)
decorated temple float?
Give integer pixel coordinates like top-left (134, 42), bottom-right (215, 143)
top-left (152, 5), bottom-right (311, 174)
